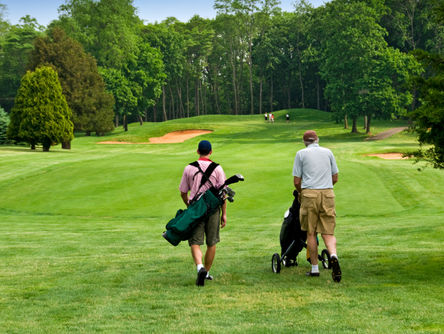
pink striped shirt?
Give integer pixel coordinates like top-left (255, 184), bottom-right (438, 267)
top-left (179, 159), bottom-right (226, 202)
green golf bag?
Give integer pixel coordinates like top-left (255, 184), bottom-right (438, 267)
top-left (163, 188), bottom-right (223, 246)
top-left (163, 161), bottom-right (222, 246)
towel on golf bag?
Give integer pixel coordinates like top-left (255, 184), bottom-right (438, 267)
top-left (163, 188), bottom-right (223, 246)
top-left (280, 190), bottom-right (306, 261)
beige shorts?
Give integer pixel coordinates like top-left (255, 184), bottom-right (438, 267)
top-left (188, 208), bottom-right (221, 246)
top-left (300, 189), bottom-right (336, 235)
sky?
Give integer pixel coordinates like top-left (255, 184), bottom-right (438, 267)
top-left (1, 0), bottom-right (330, 26)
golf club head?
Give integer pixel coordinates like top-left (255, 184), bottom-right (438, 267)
top-left (224, 174), bottom-right (245, 186)
top-left (225, 186), bottom-right (235, 197)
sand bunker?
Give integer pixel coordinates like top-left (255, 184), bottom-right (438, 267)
top-left (98, 129), bottom-right (212, 145)
top-left (149, 130), bottom-right (212, 144)
top-left (366, 153), bottom-right (408, 160)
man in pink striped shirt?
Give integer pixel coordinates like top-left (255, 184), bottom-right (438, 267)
top-left (179, 140), bottom-right (227, 286)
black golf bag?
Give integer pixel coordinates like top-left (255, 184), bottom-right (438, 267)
top-left (279, 190), bottom-right (307, 266)
top-left (271, 190), bottom-right (331, 273)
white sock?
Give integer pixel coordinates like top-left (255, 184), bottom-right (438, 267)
top-left (331, 253), bottom-right (338, 259)
top-left (206, 271), bottom-right (210, 278)
top-left (197, 264), bottom-right (204, 272)
top-left (311, 264), bottom-right (319, 273)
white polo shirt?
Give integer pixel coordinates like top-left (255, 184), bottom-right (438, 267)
top-left (293, 143), bottom-right (339, 189)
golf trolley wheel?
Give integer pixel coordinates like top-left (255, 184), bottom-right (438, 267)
top-left (321, 249), bottom-right (331, 269)
top-left (271, 253), bottom-right (281, 273)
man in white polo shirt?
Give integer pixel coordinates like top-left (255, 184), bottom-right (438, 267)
top-left (293, 130), bottom-right (342, 282)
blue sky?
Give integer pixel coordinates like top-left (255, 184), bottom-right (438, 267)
top-left (1, 0), bottom-right (330, 26)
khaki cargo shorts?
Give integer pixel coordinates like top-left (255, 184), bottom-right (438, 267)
top-left (300, 189), bottom-right (336, 235)
top-left (188, 207), bottom-right (221, 246)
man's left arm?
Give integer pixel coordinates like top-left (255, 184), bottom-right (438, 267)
top-left (216, 166), bottom-right (228, 228)
top-left (294, 176), bottom-right (302, 193)
top-left (220, 201), bottom-right (227, 228)
top-left (332, 173), bottom-right (338, 186)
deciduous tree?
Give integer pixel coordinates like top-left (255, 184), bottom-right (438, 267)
top-left (318, 0), bottom-right (415, 133)
top-left (410, 1), bottom-right (444, 169)
top-left (29, 27), bottom-right (114, 137)
top-left (142, 21), bottom-right (185, 121)
top-left (215, 0), bottom-right (279, 114)
top-left (99, 67), bottom-right (137, 131)
top-left (0, 16), bottom-right (43, 112)
top-left (55, 0), bottom-right (141, 127)
top-left (132, 30), bottom-right (166, 123)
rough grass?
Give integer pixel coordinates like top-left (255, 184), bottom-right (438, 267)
top-left (0, 109), bottom-right (443, 333)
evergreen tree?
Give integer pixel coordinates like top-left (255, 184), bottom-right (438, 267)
top-left (7, 66), bottom-right (74, 151)
top-left (0, 106), bottom-right (9, 144)
top-left (28, 27), bottom-right (114, 136)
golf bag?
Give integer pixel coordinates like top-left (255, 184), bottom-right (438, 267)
top-left (279, 190), bottom-right (306, 265)
top-left (271, 190), bottom-right (331, 273)
top-left (163, 187), bottom-right (223, 246)
top-left (163, 161), bottom-right (244, 246)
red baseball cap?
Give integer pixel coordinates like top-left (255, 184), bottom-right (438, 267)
top-left (303, 130), bottom-right (318, 142)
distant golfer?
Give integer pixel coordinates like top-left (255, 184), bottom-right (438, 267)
top-left (292, 130), bottom-right (342, 282)
top-left (179, 140), bottom-right (227, 286)
top-left (286, 113), bottom-right (290, 122)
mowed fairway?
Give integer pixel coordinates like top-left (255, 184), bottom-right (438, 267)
top-left (0, 109), bottom-right (443, 333)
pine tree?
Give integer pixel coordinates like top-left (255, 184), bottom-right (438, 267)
top-left (0, 107), bottom-right (10, 144)
top-left (7, 66), bottom-right (74, 151)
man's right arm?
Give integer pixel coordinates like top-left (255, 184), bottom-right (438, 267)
top-left (293, 152), bottom-right (303, 193)
top-left (179, 166), bottom-right (190, 206)
top-left (330, 151), bottom-right (339, 186)
top-left (180, 192), bottom-right (189, 207)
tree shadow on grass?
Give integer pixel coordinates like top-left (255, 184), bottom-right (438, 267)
top-left (0, 145), bottom-right (72, 153)
top-left (210, 130), bottom-right (369, 145)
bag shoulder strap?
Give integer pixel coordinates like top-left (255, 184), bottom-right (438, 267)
top-left (188, 161), bottom-right (219, 202)
top-left (189, 161), bottom-right (219, 187)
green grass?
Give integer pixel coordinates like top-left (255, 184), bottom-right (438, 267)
top-left (0, 109), bottom-right (443, 333)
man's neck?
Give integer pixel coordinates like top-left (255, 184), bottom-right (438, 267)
top-left (199, 155), bottom-right (212, 161)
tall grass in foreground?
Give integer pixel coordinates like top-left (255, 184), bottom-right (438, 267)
top-left (0, 109), bottom-right (442, 333)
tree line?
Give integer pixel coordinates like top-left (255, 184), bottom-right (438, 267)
top-left (0, 0), bottom-right (443, 166)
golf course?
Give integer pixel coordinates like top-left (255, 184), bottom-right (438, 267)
top-left (0, 108), bottom-right (443, 333)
